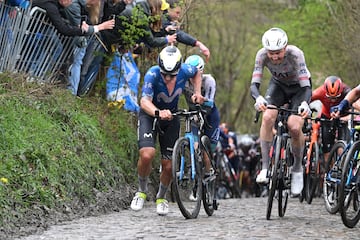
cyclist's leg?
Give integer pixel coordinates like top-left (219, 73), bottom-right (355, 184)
top-left (131, 111), bottom-right (157, 211)
top-left (258, 80), bottom-right (284, 173)
top-left (321, 119), bottom-right (336, 164)
top-left (156, 117), bottom-right (180, 215)
top-left (157, 116), bottom-right (180, 197)
top-left (288, 87), bottom-right (308, 194)
top-left (203, 106), bottom-right (220, 173)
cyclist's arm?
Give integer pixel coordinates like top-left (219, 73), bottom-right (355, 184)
top-left (345, 84), bottom-right (360, 105)
top-left (250, 49), bottom-right (266, 99)
top-left (140, 96), bottom-right (158, 117)
top-left (191, 70), bottom-right (203, 104)
top-left (250, 82), bottom-right (261, 100)
top-left (140, 96), bottom-right (172, 120)
top-left (301, 86), bottom-right (312, 104)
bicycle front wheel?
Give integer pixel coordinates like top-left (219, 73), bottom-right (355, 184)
top-left (323, 141), bottom-right (346, 214)
top-left (305, 141), bottom-right (320, 204)
top-left (339, 141), bottom-right (360, 228)
top-left (172, 137), bottom-right (202, 219)
top-left (267, 136), bottom-right (281, 220)
top-left (278, 139), bottom-right (291, 217)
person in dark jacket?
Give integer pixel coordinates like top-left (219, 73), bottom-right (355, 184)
top-left (63, 0), bottom-right (115, 95)
top-left (101, 0), bottom-right (176, 49)
top-left (161, 0), bottom-right (210, 61)
top-left (32, 0), bottom-right (114, 36)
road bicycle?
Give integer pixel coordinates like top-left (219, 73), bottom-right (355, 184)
top-left (322, 116), bottom-right (356, 214)
top-left (255, 105), bottom-right (296, 220)
top-left (214, 144), bottom-right (242, 199)
top-left (171, 106), bottom-right (218, 219)
top-left (300, 115), bottom-right (328, 204)
top-left (338, 114), bottom-right (360, 228)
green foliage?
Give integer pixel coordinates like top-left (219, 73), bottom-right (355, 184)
top-left (185, 0), bottom-right (350, 133)
top-left (274, 1), bottom-right (340, 87)
top-left (0, 74), bottom-right (138, 227)
top-left (117, 6), bottom-right (150, 50)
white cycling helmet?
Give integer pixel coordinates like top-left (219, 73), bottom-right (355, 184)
top-left (184, 55), bottom-right (204, 71)
top-left (158, 46), bottom-right (182, 74)
top-left (261, 27), bottom-right (288, 51)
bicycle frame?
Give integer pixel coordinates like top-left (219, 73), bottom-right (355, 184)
top-left (306, 121), bottom-right (320, 175)
top-left (341, 125), bottom-right (360, 186)
top-left (326, 126), bottom-right (357, 184)
top-left (181, 130), bottom-right (197, 181)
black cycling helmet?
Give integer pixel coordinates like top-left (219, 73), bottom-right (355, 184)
top-left (158, 46), bottom-right (182, 75)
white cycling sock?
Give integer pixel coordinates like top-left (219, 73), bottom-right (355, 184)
top-left (260, 140), bottom-right (272, 169)
top-left (292, 146), bottom-right (304, 172)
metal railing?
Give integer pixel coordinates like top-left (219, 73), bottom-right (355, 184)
top-left (0, 3), bottom-right (76, 82)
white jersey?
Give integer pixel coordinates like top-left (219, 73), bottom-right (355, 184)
top-left (251, 45), bottom-right (311, 87)
top-left (184, 74), bottom-right (216, 108)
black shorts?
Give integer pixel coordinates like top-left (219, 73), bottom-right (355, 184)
top-left (265, 79), bottom-right (308, 110)
top-left (321, 118), bottom-right (350, 153)
top-left (137, 109), bottom-right (180, 160)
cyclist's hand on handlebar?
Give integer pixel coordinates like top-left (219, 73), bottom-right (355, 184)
top-left (330, 99), bottom-right (350, 119)
top-left (298, 101), bottom-right (311, 118)
top-left (159, 109), bottom-right (173, 121)
top-left (191, 93), bottom-right (205, 104)
top-left (254, 95), bottom-right (268, 111)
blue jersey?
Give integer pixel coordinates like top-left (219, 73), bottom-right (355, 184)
top-left (141, 64), bottom-right (198, 111)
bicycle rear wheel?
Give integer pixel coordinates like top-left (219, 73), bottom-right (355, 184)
top-left (323, 141), bottom-right (346, 214)
top-left (267, 136), bottom-right (280, 220)
top-left (339, 141), bottom-right (360, 228)
top-left (201, 136), bottom-right (217, 216)
top-left (172, 137), bottom-right (202, 219)
top-left (305, 141), bottom-right (320, 204)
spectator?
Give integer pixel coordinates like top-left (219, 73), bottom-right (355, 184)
top-left (101, 0), bottom-right (176, 50)
top-left (161, 0), bottom-right (210, 62)
top-left (29, 0), bottom-right (114, 82)
top-left (32, 0), bottom-right (114, 37)
top-left (63, 0), bottom-right (117, 95)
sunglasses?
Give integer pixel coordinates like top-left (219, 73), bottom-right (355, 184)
top-left (325, 93), bottom-right (341, 99)
top-left (161, 71), bottom-right (178, 78)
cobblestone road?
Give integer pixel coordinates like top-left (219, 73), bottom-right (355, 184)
top-left (18, 197), bottom-right (358, 240)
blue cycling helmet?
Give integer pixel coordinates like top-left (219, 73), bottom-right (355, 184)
top-left (185, 55), bottom-right (205, 71)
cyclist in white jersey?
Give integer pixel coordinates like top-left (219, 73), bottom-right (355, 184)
top-left (250, 27), bottom-right (312, 195)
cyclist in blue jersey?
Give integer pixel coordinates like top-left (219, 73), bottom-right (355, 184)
top-left (130, 46), bottom-right (203, 216)
top-left (183, 54), bottom-right (220, 179)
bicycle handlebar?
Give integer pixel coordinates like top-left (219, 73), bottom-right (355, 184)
top-left (254, 105), bottom-right (298, 123)
top-left (153, 104), bottom-right (211, 134)
top-left (173, 104), bottom-right (212, 130)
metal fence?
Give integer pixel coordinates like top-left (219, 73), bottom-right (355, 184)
top-left (0, 3), bottom-right (76, 82)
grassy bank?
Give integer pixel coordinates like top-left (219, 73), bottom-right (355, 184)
top-left (0, 73), bottom-right (139, 238)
